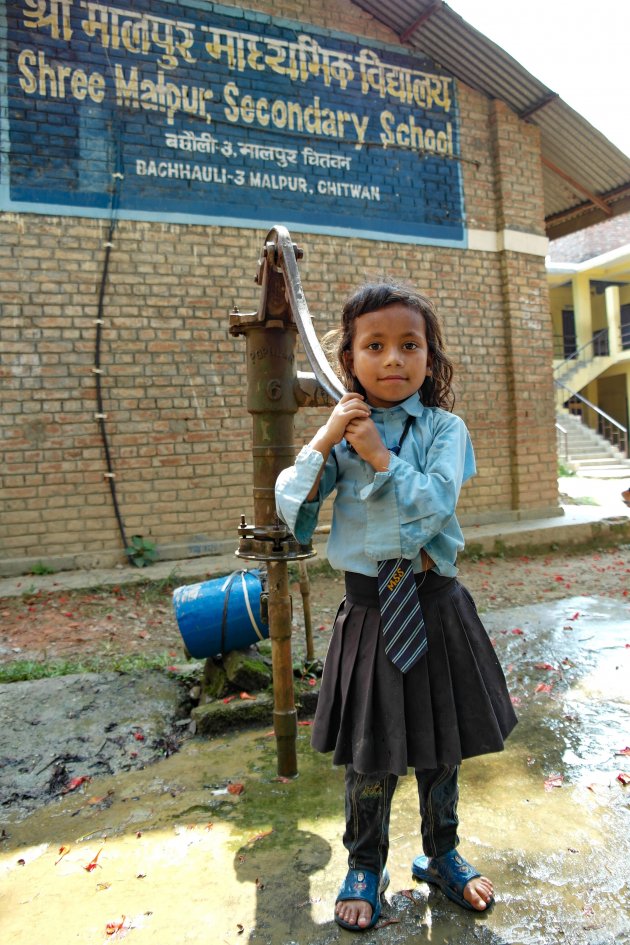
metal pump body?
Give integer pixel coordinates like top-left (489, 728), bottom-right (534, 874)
top-left (229, 226), bottom-right (344, 776)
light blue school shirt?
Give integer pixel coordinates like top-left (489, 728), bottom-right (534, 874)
top-left (275, 393), bottom-right (476, 578)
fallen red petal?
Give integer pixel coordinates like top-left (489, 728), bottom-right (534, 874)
top-left (544, 774), bottom-right (564, 791)
top-left (83, 847), bottom-right (103, 872)
top-left (535, 683), bottom-right (553, 693)
top-left (616, 772), bottom-right (630, 786)
top-left (239, 692), bottom-right (256, 700)
top-left (222, 695), bottom-right (237, 704)
top-left (248, 829), bottom-right (273, 844)
top-left (228, 782), bottom-right (245, 795)
top-left (61, 775), bottom-right (91, 794)
top-left (105, 916), bottom-right (127, 936)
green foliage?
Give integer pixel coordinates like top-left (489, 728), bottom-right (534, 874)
top-left (558, 462), bottom-right (576, 477)
top-left (29, 562), bottom-right (56, 575)
top-left (126, 535), bottom-right (158, 568)
top-left (0, 652), bottom-right (176, 684)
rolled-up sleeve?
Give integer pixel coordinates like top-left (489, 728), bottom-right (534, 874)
top-left (275, 445), bottom-right (337, 544)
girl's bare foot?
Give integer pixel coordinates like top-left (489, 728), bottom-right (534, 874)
top-left (463, 875), bottom-right (494, 910)
top-left (335, 899), bottom-right (373, 928)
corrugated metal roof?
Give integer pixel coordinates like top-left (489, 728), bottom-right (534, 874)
top-left (352, 0), bottom-right (630, 236)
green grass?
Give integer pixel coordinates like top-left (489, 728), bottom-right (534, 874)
top-left (0, 651), bottom-right (178, 684)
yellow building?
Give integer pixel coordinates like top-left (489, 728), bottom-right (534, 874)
top-left (549, 214), bottom-right (630, 472)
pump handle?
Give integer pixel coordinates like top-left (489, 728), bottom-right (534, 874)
top-left (265, 226), bottom-right (347, 404)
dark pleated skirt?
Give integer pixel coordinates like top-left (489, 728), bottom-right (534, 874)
top-left (311, 570), bottom-right (518, 775)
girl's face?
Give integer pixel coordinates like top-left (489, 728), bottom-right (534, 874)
top-left (344, 303), bottom-right (431, 408)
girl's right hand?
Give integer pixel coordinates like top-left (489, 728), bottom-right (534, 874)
top-left (311, 393), bottom-right (371, 454)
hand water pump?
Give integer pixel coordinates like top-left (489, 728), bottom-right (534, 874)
top-left (229, 225), bottom-right (346, 777)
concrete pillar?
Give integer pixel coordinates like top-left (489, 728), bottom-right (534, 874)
top-left (572, 272), bottom-right (592, 352)
top-left (604, 285), bottom-right (621, 356)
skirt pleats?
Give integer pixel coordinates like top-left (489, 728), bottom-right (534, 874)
top-left (311, 571), bottom-right (518, 775)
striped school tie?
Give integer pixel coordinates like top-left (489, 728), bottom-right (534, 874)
top-left (377, 558), bottom-right (427, 673)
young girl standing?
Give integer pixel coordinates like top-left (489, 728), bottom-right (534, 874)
top-left (275, 282), bottom-right (517, 931)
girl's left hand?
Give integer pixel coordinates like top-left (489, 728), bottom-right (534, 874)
top-left (345, 416), bottom-right (391, 472)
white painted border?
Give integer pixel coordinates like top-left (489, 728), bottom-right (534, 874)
top-left (468, 228), bottom-right (549, 256)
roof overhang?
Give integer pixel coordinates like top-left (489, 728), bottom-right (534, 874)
top-left (351, 0), bottom-right (630, 239)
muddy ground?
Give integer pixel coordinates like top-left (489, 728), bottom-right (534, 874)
top-left (1, 544), bottom-right (628, 823)
top-left (2, 547), bottom-right (629, 668)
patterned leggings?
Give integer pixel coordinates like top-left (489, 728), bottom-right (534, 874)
top-left (343, 763), bottom-right (459, 875)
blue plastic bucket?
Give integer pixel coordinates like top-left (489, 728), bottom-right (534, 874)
top-left (172, 569), bottom-right (269, 659)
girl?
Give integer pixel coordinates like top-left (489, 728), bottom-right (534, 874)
top-left (275, 282), bottom-right (517, 931)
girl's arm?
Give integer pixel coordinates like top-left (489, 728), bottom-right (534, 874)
top-left (305, 393), bottom-right (371, 499)
top-left (275, 393), bottom-right (370, 540)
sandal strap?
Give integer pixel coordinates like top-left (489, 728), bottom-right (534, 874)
top-left (432, 850), bottom-right (480, 897)
top-left (336, 868), bottom-right (380, 905)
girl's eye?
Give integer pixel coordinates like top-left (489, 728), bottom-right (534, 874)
top-left (367, 342), bottom-right (382, 350)
top-left (403, 342), bottom-right (418, 350)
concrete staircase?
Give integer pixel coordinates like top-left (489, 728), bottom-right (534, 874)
top-left (556, 410), bottom-right (630, 478)
top-left (554, 353), bottom-right (618, 394)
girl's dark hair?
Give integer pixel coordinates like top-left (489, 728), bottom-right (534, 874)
top-left (335, 281), bottom-right (455, 410)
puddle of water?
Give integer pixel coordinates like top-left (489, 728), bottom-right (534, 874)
top-left (2, 596), bottom-right (629, 944)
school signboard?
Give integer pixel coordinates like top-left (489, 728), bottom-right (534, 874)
top-left (1, 0), bottom-right (465, 244)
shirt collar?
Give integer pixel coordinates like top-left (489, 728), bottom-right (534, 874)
top-left (370, 392), bottom-right (425, 417)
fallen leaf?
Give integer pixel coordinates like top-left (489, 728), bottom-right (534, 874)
top-left (534, 662), bottom-right (556, 671)
top-left (222, 695), bottom-right (237, 704)
top-left (133, 732), bottom-right (145, 742)
top-left (271, 776), bottom-right (292, 783)
top-left (511, 628), bottom-right (524, 635)
top-left (615, 747), bottom-right (630, 756)
top-left (376, 918), bottom-right (401, 928)
top-left (535, 683), bottom-right (553, 693)
top-left (228, 782), bottom-right (245, 795)
top-left (255, 877), bottom-right (265, 890)
top-left (544, 774), bottom-right (564, 791)
top-left (96, 882), bottom-right (111, 891)
top-left (237, 924), bottom-right (245, 935)
top-left (399, 889), bottom-right (418, 901)
top-left (55, 845), bottom-right (70, 865)
top-left (616, 772), bottom-right (630, 786)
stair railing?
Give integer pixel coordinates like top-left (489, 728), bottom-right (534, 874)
top-left (555, 422), bottom-right (568, 461)
top-left (553, 327), bottom-right (610, 384)
top-left (555, 380), bottom-right (628, 457)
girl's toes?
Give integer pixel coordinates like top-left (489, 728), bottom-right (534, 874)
top-left (463, 876), bottom-right (493, 911)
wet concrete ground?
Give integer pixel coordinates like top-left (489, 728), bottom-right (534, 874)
top-left (1, 594), bottom-right (629, 945)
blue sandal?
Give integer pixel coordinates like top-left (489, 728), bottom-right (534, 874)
top-left (335, 867), bottom-right (390, 931)
top-left (412, 849), bottom-right (494, 912)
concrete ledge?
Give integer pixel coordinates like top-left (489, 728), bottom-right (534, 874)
top-left (0, 509), bottom-right (628, 599)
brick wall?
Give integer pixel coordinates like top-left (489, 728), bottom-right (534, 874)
top-left (0, 1), bottom-right (559, 575)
